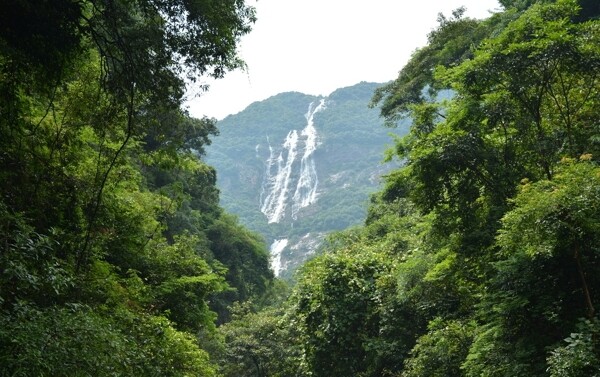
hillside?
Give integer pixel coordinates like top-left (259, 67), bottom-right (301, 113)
top-left (206, 82), bottom-right (408, 277)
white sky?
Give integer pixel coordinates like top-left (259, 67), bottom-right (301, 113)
top-left (186, 0), bottom-right (501, 120)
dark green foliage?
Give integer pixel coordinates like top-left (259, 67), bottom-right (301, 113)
top-left (207, 214), bottom-right (273, 322)
top-left (465, 160), bottom-right (600, 376)
top-left (547, 318), bottom-right (600, 377)
top-left (0, 0), bottom-right (82, 82)
top-left (0, 0), bottom-right (276, 374)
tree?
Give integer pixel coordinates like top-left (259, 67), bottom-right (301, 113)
top-left (402, 318), bottom-right (475, 377)
top-left (290, 208), bottom-right (433, 377)
top-left (371, 7), bottom-right (490, 127)
top-left (0, 0), bottom-right (264, 374)
top-left (207, 214), bottom-right (273, 323)
top-left (464, 159), bottom-right (600, 376)
top-left (368, 1), bottom-right (600, 376)
top-left (217, 304), bottom-right (305, 377)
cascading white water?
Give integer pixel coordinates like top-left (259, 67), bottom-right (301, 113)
top-left (260, 131), bottom-right (299, 223)
top-left (292, 98), bottom-right (326, 219)
top-left (259, 98), bottom-right (326, 224)
top-left (269, 238), bottom-right (288, 277)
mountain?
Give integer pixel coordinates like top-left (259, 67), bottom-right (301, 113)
top-left (205, 81), bottom-right (408, 278)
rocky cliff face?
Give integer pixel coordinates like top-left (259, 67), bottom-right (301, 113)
top-left (205, 82), bottom-right (407, 278)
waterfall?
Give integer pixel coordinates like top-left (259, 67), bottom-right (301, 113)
top-left (260, 131), bottom-right (299, 223)
top-left (292, 98), bottom-right (326, 219)
top-left (269, 238), bottom-right (289, 277)
top-left (259, 98), bottom-right (326, 224)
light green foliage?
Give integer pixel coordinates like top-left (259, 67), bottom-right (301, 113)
top-left (217, 304), bottom-right (304, 377)
top-left (402, 319), bottom-right (476, 377)
top-left (292, 247), bottom-right (400, 377)
top-left (0, 304), bottom-right (217, 376)
top-left (464, 160), bottom-right (600, 376)
top-left (548, 319), bottom-right (600, 377)
top-left (146, 234), bottom-right (228, 332)
top-left (498, 159), bottom-right (600, 263)
top-left (290, 203), bottom-right (432, 377)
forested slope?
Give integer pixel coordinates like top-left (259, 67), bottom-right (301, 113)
top-left (217, 1), bottom-right (600, 376)
top-left (206, 82), bottom-right (406, 278)
top-left (0, 1), bottom-right (276, 375)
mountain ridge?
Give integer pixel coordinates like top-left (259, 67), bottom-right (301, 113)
top-left (205, 81), bottom-right (408, 277)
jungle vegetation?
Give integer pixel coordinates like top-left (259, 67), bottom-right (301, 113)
top-left (1, 0), bottom-right (599, 376)
top-left (216, 1), bottom-right (600, 376)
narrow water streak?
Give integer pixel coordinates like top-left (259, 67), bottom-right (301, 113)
top-left (259, 98), bottom-right (326, 223)
top-left (260, 131), bottom-right (299, 223)
top-left (292, 99), bottom-right (327, 219)
top-left (269, 238), bottom-right (288, 277)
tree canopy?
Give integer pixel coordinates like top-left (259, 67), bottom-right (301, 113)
top-left (0, 0), bottom-right (277, 375)
top-left (213, 1), bottom-right (600, 376)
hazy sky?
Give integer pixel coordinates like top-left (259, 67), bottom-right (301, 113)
top-left (186, 0), bottom-right (501, 120)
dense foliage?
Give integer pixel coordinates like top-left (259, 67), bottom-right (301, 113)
top-left (0, 0), bottom-right (276, 374)
top-left (217, 1), bottom-right (600, 376)
top-left (3, 0), bottom-right (599, 375)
